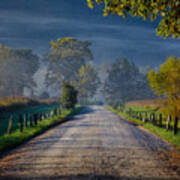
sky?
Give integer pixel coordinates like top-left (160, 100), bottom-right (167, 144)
top-left (0, 0), bottom-right (180, 67)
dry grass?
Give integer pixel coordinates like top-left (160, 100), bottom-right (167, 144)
top-left (0, 97), bottom-right (59, 112)
top-left (125, 99), bottom-right (168, 111)
top-left (0, 97), bottom-right (58, 106)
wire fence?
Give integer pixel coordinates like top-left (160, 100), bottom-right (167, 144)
top-left (0, 105), bottom-right (60, 136)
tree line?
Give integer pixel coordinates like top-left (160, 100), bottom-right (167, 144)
top-left (0, 38), bottom-right (100, 106)
top-left (1, 36), bottom-right (179, 116)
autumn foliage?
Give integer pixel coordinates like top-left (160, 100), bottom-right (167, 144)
top-left (148, 57), bottom-right (180, 117)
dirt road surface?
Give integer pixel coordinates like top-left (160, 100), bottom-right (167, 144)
top-left (0, 106), bottom-right (180, 180)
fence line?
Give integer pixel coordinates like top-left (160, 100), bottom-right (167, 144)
top-left (127, 110), bottom-right (179, 135)
top-left (0, 106), bottom-right (61, 136)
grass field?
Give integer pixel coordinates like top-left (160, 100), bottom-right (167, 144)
top-left (0, 105), bottom-right (83, 154)
top-left (106, 104), bottom-right (180, 151)
top-left (125, 99), bottom-right (168, 111)
top-left (0, 97), bottom-right (59, 137)
top-left (0, 104), bottom-right (59, 137)
top-left (125, 99), bottom-right (180, 129)
top-left (0, 97), bottom-right (58, 111)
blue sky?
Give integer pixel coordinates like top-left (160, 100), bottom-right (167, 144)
top-left (0, 0), bottom-right (180, 66)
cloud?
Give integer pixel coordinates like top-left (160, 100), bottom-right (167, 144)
top-left (0, 0), bottom-right (179, 67)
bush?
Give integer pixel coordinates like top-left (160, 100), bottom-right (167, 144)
top-left (108, 100), bottom-right (124, 110)
top-left (60, 82), bottom-right (78, 109)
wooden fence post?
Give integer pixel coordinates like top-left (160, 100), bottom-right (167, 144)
top-left (174, 117), bottom-right (179, 135)
top-left (40, 113), bottom-right (44, 121)
top-left (24, 114), bottom-right (28, 129)
top-left (166, 115), bottom-right (171, 131)
top-left (159, 114), bottom-right (162, 127)
top-left (54, 109), bottom-right (57, 116)
top-left (139, 112), bottom-right (142, 120)
top-left (34, 114), bottom-right (38, 126)
top-left (19, 114), bottom-right (23, 132)
top-left (143, 113), bottom-right (147, 123)
top-left (46, 112), bottom-right (49, 119)
top-left (30, 114), bottom-right (33, 127)
top-left (152, 113), bottom-right (156, 125)
top-left (7, 114), bottom-right (13, 134)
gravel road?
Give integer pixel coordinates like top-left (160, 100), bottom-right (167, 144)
top-left (0, 106), bottom-right (180, 180)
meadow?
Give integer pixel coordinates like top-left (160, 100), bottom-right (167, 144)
top-left (125, 99), bottom-right (180, 129)
top-left (0, 97), bottom-right (59, 137)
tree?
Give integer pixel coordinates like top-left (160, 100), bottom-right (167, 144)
top-left (75, 64), bottom-right (100, 104)
top-left (86, 0), bottom-right (180, 38)
top-left (39, 91), bottom-right (50, 99)
top-left (45, 37), bottom-right (93, 91)
top-left (148, 56), bottom-right (180, 117)
top-left (60, 82), bottom-right (78, 109)
top-left (0, 45), bottom-right (39, 97)
top-left (103, 58), bottom-right (154, 106)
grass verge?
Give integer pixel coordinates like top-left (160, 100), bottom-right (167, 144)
top-left (105, 105), bottom-right (180, 151)
top-left (0, 106), bottom-right (83, 155)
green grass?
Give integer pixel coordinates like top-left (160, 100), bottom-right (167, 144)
top-left (106, 105), bottom-right (180, 151)
top-left (125, 105), bottom-right (180, 129)
top-left (0, 104), bottom-right (59, 136)
top-left (0, 97), bottom-right (58, 112)
top-left (0, 106), bottom-right (83, 154)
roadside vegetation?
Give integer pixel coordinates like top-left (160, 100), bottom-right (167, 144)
top-left (0, 79), bottom-right (84, 154)
top-left (0, 104), bottom-right (83, 154)
top-left (104, 57), bottom-right (180, 150)
top-left (0, 37), bottom-right (101, 154)
top-left (106, 105), bottom-right (180, 151)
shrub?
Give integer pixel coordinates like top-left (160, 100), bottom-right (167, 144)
top-left (60, 82), bottom-right (78, 109)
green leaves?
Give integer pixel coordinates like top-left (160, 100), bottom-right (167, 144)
top-left (75, 64), bottom-right (100, 104)
top-left (46, 37), bottom-right (93, 89)
top-left (60, 82), bottom-right (78, 109)
top-left (86, 0), bottom-right (180, 39)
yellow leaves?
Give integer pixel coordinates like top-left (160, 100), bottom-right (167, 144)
top-left (117, 10), bottom-right (124, 16)
top-left (160, 11), bottom-right (165, 16)
top-left (86, 0), bottom-right (180, 38)
top-left (87, 0), bottom-right (94, 9)
top-left (148, 56), bottom-right (180, 116)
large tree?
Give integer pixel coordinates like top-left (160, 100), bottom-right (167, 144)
top-left (86, 0), bottom-right (180, 38)
top-left (45, 37), bottom-right (93, 91)
top-left (148, 56), bottom-right (180, 117)
top-left (0, 45), bottom-right (39, 97)
top-left (103, 58), bottom-right (154, 105)
top-left (75, 64), bottom-right (100, 104)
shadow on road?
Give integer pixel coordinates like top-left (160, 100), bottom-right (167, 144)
top-left (0, 174), bottom-right (178, 180)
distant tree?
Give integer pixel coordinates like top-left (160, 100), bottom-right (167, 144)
top-left (86, 0), bottom-right (180, 38)
top-left (45, 37), bottom-right (93, 91)
top-left (39, 91), bottom-right (50, 99)
top-left (75, 64), bottom-right (100, 104)
top-left (60, 82), bottom-right (78, 109)
top-left (104, 58), bottom-right (154, 106)
top-left (148, 57), bottom-right (180, 117)
top-left (0, 45), bottom-right (39, 97)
